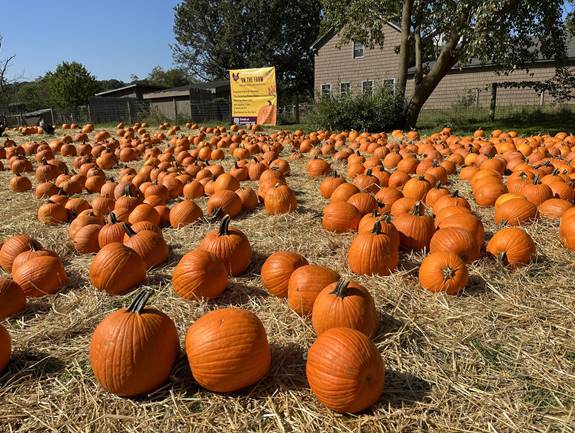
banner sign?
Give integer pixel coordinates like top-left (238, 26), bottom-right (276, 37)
top-left (229, 67), bottom-right (277, 125)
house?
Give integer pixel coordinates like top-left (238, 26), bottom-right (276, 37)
top-left (143, 81), bottom-right (230, 122)
top-left (94, 84), bottom-right (168, 100)
top-left (311, 24), bottom-right (575, 109)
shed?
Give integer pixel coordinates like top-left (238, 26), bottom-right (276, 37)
top-left (143, 81), bottom-right (231, 122)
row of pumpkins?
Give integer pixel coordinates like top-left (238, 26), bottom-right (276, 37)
top-left (2, 124), bottom-right (575, 414)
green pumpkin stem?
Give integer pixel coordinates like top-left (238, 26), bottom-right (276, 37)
top-left (331, 279), bottom-right (349, 298)
top-left (372, 220), bottom-right (382, 235)
top-left (127, 290), bottom-right (151, 314)
top-left (123, 223), bottom-right (136, 237)
top-left (366, 168), bottom-right (372, 176)
top-left (109, 211), bottom-right (118, 224)
top-left (219, 214), bottom-right (231, 236)
top-left (330, 170), bottom-right (339, 178)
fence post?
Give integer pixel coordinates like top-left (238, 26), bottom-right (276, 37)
top-left (189, 87), bottom-right (194, 122)
top-left (127, 100), bottom-right (133, 124)
top-left (173, 98), bottom-right (179, 125)
top-left (87, 104), bottom-right (92, 123)
top-left (50, 108), bottom-right (55, 126)
top-left (475, 89), bottom-right (480, 107)
top-left (489, 83), bottom-right (497, 121)
top-left (539, 91), bottom-right (545, 106)
top-left (295, 94), bottom-right (300, 124)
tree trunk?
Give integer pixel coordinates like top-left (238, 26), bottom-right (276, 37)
top-left (396, 0), bottom-right (413, 102)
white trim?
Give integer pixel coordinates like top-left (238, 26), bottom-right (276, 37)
top-left (320, 83), bottom-right (332, 98)
top-left (352, 41), bottom-right (365, 59)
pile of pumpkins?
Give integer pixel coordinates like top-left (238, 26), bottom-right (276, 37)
top-left (2, 124), bottom-right (575, 415)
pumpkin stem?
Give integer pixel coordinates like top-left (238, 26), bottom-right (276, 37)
top-left (442, 266), bottom-right (455, 280)
top-left (210, 207), bottom-right (222, 220)
top-left (127, 290), bottom-right (151, 314)
top-left (372, 220), bottom-right (382, 234)
top-left (123, 184), bottom-right (131, 197)
top-left (109, 212), bottom-right (118, 224)
top-left (218, 214), bottom-right (231, 236)
top-left (452, 190), bottom-right (460, 198)
top-left (411, 201), bottom-right (423, 215)
top-left (496, 251), bottom-right (508, 266)
top-left (381, 213), bottom-right (392, 223)
top-left (366, 168), bottom-right (372, 176)
top-left (123, 223), bottom-right (136, 237)
top-left (330, 170), bottom-right (339, 178)
top-left (370, 209), bottom-right (378, 217)
top-left (330, 279), bottom-right (349, 298)
top-left (533, 175), bottom-right (541, 184)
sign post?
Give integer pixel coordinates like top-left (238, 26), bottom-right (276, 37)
top-left (229, 67), bottom-right (277, 125)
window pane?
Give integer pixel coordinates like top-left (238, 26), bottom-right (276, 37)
top-left (353, 42), bottom-right (364, 58)
top-left (362, 81), bottom-right (373, 95)
top-left (340, 82), bottom-right (351, 96)
top-left (321, 84), bottom-right (331, 99)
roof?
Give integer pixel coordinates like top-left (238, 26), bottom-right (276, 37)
top-left (94, 84), bottom-right (167, 97)
top-left (143, 81), bottom-right (230, 100)
top-left (407, 34), bottom-right (575, 75)
top-left (310, 21), bottom-right (401, 52)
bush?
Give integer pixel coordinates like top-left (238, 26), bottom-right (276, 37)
top-left (306, 86), bottom-right (402, 132)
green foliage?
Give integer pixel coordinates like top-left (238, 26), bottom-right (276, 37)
top-left (98, 79), bottom-right (127, 92)
top-left (45, 62), bottom-right (100, 110)
top-left (14, 79), bottom-right (51, 111)
top-left (172, 0), bottom-right (322, 99)
top-left (133, 66), bottom-right (193, 88)
top-left (307, 86), bottom-right (401, 131)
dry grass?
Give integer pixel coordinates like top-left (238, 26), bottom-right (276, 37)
top-left (0, 127), bottom-right (574, 433)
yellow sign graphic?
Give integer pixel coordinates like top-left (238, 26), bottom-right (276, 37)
top-left (229, 67), bottom-right (277, 125)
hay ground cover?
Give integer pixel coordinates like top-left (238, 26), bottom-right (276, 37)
top-left (0, 126), bottom-right (573, 433)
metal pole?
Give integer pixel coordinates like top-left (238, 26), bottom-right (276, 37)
top-left (539, 91), bottom-right (545, 106)
top-left (50, 108), bottom-right (55, 125)
top-left (489, 83), bottom-right (497, 121)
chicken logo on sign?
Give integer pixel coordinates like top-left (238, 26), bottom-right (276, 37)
top-left (232, 72), bottom-right (240, 81)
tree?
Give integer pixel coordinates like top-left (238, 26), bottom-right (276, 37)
top-left (98, 79), bottom-right (127, 92)
top-left (45, 62), bottom-right (101, 109)
top-left (145, 66), bottom-right (192, 88)
top-left (14, 79), bottom-right (51, 111)
top-left (172, 0), bottom-right (322, 100)
top-left (0, 35), bottom-right (16, 98)
top-left (321, 0), bottom-right (572, 128)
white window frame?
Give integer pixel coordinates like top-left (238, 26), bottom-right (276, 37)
top-left (362, 80), bottom-right (374, 95)
top-left (383, 78), bottom-right (396, 95)
top-left (320, 83), bottom-right (332, 99)
top-left (352, 41), bottom-right (365, 59)
top-left (340, 81), bottom-right (351, 97)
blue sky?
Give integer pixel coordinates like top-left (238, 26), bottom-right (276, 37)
top-left (2, 0), bottom-right (181, 82)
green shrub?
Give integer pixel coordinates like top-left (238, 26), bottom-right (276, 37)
top-left (306, 86), bottom-right (402, 131)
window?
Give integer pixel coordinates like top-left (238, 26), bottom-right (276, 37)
top-left (383, 78), bottom-right (396, 94)
top-left (340, 82), bottom-right (351, 97)
top-left (362, 80), bottom-right (374, 95)
top-left (321, 84), bottom-right (331, 99)
top-left (353, 42), bottom-right (364, 59)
